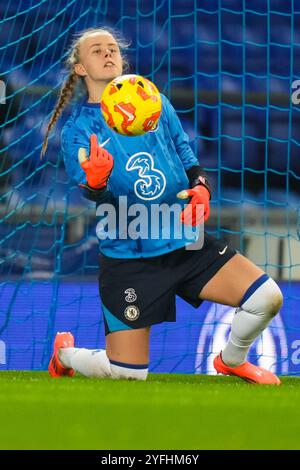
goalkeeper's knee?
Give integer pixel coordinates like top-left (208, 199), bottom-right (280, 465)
top-left (240, 274), bottom-right (283, 318)
top-left (109, 359), bottom-right (148, 381)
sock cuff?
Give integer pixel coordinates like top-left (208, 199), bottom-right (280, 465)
top-left (109, 359), bottom-right (149, 370)
top-left (239, 273), bottom-right (269, 306)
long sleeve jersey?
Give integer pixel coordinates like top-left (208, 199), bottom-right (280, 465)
top-left (61, 93), bottom-right (200, 258)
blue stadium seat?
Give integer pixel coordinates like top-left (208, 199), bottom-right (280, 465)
top-left (269, 76), bottom-right (290, 94)
top-left (245, 43), bottom-right (268, 75)
top-left (257, 189), bottom-right (299, 208)
top-left (0, 222), bottom-right (62, 252)
top-left (270, 15), bottom-right (293, 46)
top-left (221, 108), bottom-right (263, 171)
top-left (245, 14), bottom-right (267, 45)
top-left (0, 22), bottom-right (27, 69)
top-left (196, 74), bottom-right (219, 91)
top-left (221, 75), bottom-right (242, 93)
top-left (170, 47), bottom-right (194, 77)
top-left (197, 43), bottom-right (218, 74)
top-left (244, 0), bottom-right (268, 13)
top-left (0, 16), bottom-right (24, 43)
top-left (4, 111), bottom-right (46, 163)
top-left (171, 16), bottom-right (195, 48)
top-left (268, 110), bottom-right (300, 179)
top-left (22, 17), bottom-right (69, 72)
top-left (197, 23), bottom-right (218, 45)
top-left (217, 187), bottom-right (259, 206)
top-left (170, 0), bottom-right (195, 15)
top-left (221, 14), bottom-right (243, 45)
top-left (290, 141), bottom-right (300, 179)
top-left (222, 43), bottom-right (244, 74)
top-left (270, 45), bottom-right (291, 77)
top-left (245, 75), bottom-right (267, 92)
top-left (197, 0), bottom-right (219, 12)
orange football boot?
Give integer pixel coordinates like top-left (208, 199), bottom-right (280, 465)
top-left (213, 353), bottom-right (281, 385)
top-left (48, 332), bottom-right (75, 378)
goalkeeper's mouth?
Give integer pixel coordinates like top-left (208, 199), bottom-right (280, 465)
top-left (104, 61), bottom-right (116, 68)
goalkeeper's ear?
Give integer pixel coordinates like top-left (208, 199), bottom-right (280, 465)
top-left (78, 147), bottom-right (89, 166)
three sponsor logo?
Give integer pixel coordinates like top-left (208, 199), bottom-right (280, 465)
top-left (124, 288), bottom-right (137, 303)
top-left (126, 152), bottom-right (166, 201)
top-left (95, 147), bottom-right (204, 249)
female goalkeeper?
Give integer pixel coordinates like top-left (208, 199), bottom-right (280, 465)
top-left (42, 27), bottom-right (283, 384)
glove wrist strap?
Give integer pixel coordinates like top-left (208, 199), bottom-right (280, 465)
top-left (191, 176), bottom-right (211, 200)
top-left (186, 165), bottom-right (211, 199)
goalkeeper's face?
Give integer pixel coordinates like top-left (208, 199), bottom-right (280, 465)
top-left (76, 32), bottom-right (123, 83)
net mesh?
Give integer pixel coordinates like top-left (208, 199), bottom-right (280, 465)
top-left (0, 0), bottom-right (299, 374)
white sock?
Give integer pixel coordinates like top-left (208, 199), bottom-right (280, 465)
top-left (110, 359), bottom-right (148, 381)
top-left (59, 348), bottom-right (111, 378)
top-left (222, 275), bottom-right (283, 367)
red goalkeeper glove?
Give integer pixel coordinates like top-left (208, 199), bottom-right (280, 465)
top-left (78, 134), bottom-right (114, 189)
top-left (177, 182), bottom-right (210, 226)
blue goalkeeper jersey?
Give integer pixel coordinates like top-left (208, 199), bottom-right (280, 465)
top-left (61, 93), bottom-right (200, 258)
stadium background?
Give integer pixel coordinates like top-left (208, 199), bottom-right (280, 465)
top-left (0, 0), bottom-right (299, 375)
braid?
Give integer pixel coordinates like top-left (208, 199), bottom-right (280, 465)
top-left (41, 70), bottom-right (78, 158)
top-left (41, 27), bottom-right (130, 159)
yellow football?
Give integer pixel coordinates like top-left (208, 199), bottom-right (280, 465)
top-left (101, 74), bottom-right (162, 136)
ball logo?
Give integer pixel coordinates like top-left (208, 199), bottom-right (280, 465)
top-left (124, 288), bottom-right (137, 303)
top-left (126, 152), bottom-right (166, 200)
top-left (124, 305), bottom-right (140, 321)
top-left (195, 305), bottom-right (288, 375)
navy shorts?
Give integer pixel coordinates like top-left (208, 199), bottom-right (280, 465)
top-left (98, 233), bottom-right (237, 335)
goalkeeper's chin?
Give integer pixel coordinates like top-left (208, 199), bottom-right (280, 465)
top-left (102, 65), bottom-right (122, 80)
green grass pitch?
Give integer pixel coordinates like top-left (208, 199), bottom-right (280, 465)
top-left (0, 371), bottom-right (299, 450)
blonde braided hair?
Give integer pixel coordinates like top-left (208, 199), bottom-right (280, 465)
top-left (41, 27), bottom-right (129, 158)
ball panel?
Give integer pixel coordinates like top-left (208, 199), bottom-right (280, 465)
top-left (113, 102), bottom-right (137, 136)
top-left (101, 100), bottom-right (116, 129)
top-left (142, 110), bottom-right (161, 132)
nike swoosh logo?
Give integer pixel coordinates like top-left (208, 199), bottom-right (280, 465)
top-left (219, 245), bottom-right (228, 255)
top-left (115, 103), bottom-right (135, 122)
top-left (100, 137), bottom-right (111, 148)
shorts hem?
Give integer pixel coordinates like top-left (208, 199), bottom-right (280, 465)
top-left (177, 249), bottom-right (237, 308)
top-left (104, 317), bottom-right (176, 335)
